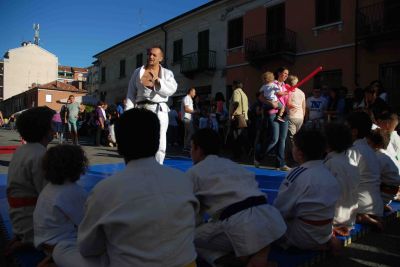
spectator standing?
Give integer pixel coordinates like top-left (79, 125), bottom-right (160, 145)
top-left (305, 88), bottom-right (327, 129)
top-left (66, 95), bottom-right (80, 145)
top-left (181, 88), bottom-right (196, 152)
top-left (167, 105), bottom-right (179, 146)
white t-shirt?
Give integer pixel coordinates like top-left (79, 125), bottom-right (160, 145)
top-left (33, 182), bottom-right (87, 248)
top-left (181, 95), bottom-right (194, 120)
top-left (306, 96), bottom-right (327, 120)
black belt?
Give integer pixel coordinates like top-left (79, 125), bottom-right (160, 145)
top-left (136, 100), bottom-right (166, 105)
top-left (219, 196), bottom-right (267, 221)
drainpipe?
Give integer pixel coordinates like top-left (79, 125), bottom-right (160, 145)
top-left (354, 0), bottom-right (359, 87)
top-left (161, 25), bottom-right (168, 68)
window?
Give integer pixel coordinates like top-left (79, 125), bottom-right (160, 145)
top-left (173, 39), bottom-right (183, 63)
top-left (119, 59), bottom-right (126, 78)
top-left (314, 69), bottom-right (342, 89)
top-left (315, 0), bottom-right (341, 26)
top-left (45, 94), bottom-right (52, 103)
top-left (380, 61), bottom-right (400, 111)
top-left (101, 67), bottom-right (106, 83)
top-left (136, 53), bottom-right (143, 68)
top-left (227, 17), bottom-right (243, 49)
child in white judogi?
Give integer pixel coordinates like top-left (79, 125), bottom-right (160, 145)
top-left (274, 128), bottom-right (340, 250)
top-left (346, 112), bottom-right (384, 229)
top-left (376, 111), bottom-right (400, 163)
top-left (188, 128), bottom-right (286, 267)
top-left (6, 107), bottom-right (55, 254)
top-left (33, 145), bottom-right (88, 265)
top-left (323, 123), bottom-right (359, 236)
top-left (367, 128), bottom-right (400, 207)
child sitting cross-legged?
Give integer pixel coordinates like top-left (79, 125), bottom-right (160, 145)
top-left (188, 128), bottom-right (286, 267)
top-left (274, 128), bottom-right (341, 251)
top-left (33, 144), bottom-right (88, 266)
top-left (367, 128), bottom-right (400, 211)
top-left (346, 111), bottom-right (384, 230)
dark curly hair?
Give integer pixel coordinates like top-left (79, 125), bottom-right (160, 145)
top-left (16, 107), bottom-right (55, 142)
top-left (42, 144), bottom-right (88, 185)
top-left (191, 128), bottom-right (220, 156)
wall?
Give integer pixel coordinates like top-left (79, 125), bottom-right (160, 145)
top-left (3, 44), bottom-right (58, 100)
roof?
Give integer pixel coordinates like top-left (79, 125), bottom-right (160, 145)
top-left (36, 80), bottom-right (87, 92)
top-left (93, 0), bottom-right (225, 58)
top-left (58, 65), bottom-right (88, 73)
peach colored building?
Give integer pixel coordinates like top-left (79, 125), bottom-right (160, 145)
top-left (0, 80), bottom-right (86, 116)
top-left (226, 0), bottom-right (400, 109)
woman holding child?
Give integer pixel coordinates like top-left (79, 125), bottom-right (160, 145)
top-left (255, 67), bottom-right (290, 171)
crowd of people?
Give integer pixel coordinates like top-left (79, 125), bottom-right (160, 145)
top-left (3, 46), bottom-right (400, 267)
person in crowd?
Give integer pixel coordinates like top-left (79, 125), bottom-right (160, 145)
top-left (354, 85), bottom-right (389, 122)
top-left (370, 80), bottom-right (388, 103)
top-left (52, 111), bottom-right (63, 144)
top-left (0, 110), bottom-right (4, 127)
top-left (116, 99), bottom-right (126, 117)
top-left (249, 92), bottom-right (265, 159)
top-left (65, 95), bottom-right (80, 145)
top-left (188, 128), bottom-right (286, 267)
top-left (352, 87), bottom-right (365, 110)
top-left (182, 87), bottom-right (197, 152)
top-left (94, 101), bottom-right (106, 146)
top-left (167, 105), bottom-right (179, 146)
top-left (52, 108), bottom-right (199, 267)
top-left (274, 128), bottom-right (340, 251)
top-left (325, 88), bottom-right (346, 122)
top-left (305, 87), bottom-right (327, 129)
top-left (376, 111), bottom-right (400, 163)
top-left (285, 75), bottom-right (305, 166)
top-left (125, 45), bottom-right (177, 164)
top-left (324, 123), bottom-right (359, 236)
top-left (5, 107), bottom-right (55, 254)
top-left (367, 128), bottom-right (400, 209)
top-left (229, 80), bottom-right (250, 160)
top-left (346, 111), bottom-right (384, 230)
top-left (255, 67), bottom-right (290, 170)
top-left (33, 145), bottom-right (88, 266)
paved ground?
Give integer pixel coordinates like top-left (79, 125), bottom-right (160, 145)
top-left (0, 128), bottom-right (399, 266)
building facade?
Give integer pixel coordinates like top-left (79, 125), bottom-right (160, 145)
top-left (2, 42), bottom-right (58, 100)
top-left (0, 80), bottom-right (86, 116)
top-left (90, 0), bottom-right (400, 110)
top-left (0, 61), bottom-right (3, 101)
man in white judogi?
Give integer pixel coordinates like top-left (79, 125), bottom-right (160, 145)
top-left (125, 46), bottom-right (177, 164)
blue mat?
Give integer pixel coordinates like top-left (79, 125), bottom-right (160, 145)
top-left (1, 157), bottom-right (399, 267)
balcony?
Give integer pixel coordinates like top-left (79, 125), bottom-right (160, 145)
top-left (245, 29), bottom-right (296, 67)
top-left (180, 50), bottom-right (216, 78)
top-left (357, 1), bottom-right (400, 43)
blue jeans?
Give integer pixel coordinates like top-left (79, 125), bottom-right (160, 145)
top-left (263, 114), bottom-right (288, 167)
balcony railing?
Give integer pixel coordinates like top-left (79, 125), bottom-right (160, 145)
top-left (245, 29), bottom-right (296, 65)
top-left (357, 1), bottom-right (400, 40)
top-left (181, 50), bottom-right (216, 75)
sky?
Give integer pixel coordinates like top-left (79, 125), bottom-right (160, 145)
top-left (0, 0), bottom-right (210, 67)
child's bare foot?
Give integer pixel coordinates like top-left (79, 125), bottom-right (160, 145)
top-left (333, 226), bottom-right (351, 236)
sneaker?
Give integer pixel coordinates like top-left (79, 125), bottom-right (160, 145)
top-left (275, 115), bottom-right (286, 123)
top-left (278, 165), bottom-right (291, 171)
top-left (254, 160), bottom-right (260, 168)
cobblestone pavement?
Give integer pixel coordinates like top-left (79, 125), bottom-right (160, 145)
top-left (0, 128), bottom-right (399, 266)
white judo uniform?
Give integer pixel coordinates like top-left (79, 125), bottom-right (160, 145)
top-left (33, 182), bottom-right (87, 248)
top-left (7, 143), bottom-right (48, 243)
top-left (53, 157), bottom-right (198, 267)
top-left (274, 160), bottom-right (340, 250)
top-left (376, 149), bottom-right (400, 205)
top-left (125, 66), bottom-right (177, 164)
top-left (387, 131), bottom-right (400, 163)
top-left (187, 155), bottom-right (286, 265)
top-left (324, 151), bottom-right (359, 228)
top-left (347, 138), bottom-right (384, 216)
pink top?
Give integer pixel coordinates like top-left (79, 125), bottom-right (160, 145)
top-left (52, 112), bottom-right (62, 123)
top-left (269, 80), bottom-right (289, 115)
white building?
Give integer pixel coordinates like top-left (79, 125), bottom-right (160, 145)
top-left (3, 42), bottom-right (58, 100)
top-left (92, 0), bottom-right (266, 106)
